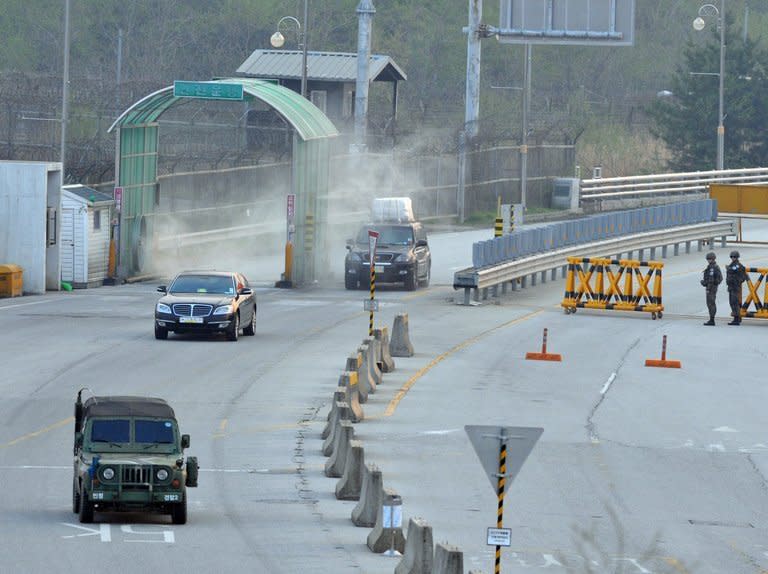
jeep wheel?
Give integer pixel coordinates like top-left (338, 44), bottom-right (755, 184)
top-left (405, 271), bottom-right (418, 291)
top-left (344, 274), bottom-right (357, 290)
top-left (226, 314), bottom-right (239, 342)
top-left (171, 498), bottom-right (187, 525)
top-left (243, 309), bottom-right (256, 336)
top-left (154, 323), bottom-right (168, 340)
top-left (78, 485), bottom-right (94, 523)
top-left (72, 478), bottom-right (80, 513)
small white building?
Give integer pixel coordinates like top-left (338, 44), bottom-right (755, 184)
top-left (61, 185), bottom-right (114, 288)
top-left (0, 161), bottom-right (62, 294)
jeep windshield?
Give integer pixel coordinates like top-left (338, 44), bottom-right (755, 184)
top-left (356, 225), bottom-right (414, 246)
top-left (88, 418), bottom-right (178, 453)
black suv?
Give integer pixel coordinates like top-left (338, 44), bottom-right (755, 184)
top-left (345, 222), bottom-right (431, 290)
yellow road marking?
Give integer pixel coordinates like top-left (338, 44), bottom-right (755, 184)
top-left (383, 310), bottom-right (542, 417)
top-left (663, 556), bottom-right (691, 573)
top-left (212, 418), bottom-right (229, 439)
top-left (1, 416), bottom-right (73, 449)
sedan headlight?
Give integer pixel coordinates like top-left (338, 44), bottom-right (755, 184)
top-left (156, 468), bottom-right (169, 481)
top-left (213, 305), bottom-right (233, 315)
top-left (156, 303), bottom-right (172, 314)
top-left (393, 253), bottom-right (414, 263)
top-left (101, 467), bottom-right (115, 480)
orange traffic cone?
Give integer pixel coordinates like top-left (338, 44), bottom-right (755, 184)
top-left (644, 335), bottom-right (681, 369)
top-left (525, 328), bottom-right (562, 362)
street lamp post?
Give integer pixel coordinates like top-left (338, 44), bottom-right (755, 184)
top-left (693, 1), bottom-right (725, 171)
top-left (270, 0), bottom-right (309, 99)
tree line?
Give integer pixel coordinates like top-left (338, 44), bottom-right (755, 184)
top-left (0, 0), bottom-right (766, 182)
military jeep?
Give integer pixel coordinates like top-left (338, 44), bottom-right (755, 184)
top-left (72, 389), bottom-right (198, 524)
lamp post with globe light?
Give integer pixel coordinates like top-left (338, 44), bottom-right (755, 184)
top-left (270, 1), bottom-right (309, 99)
top-left (693, 1), bottom-right (726, 171)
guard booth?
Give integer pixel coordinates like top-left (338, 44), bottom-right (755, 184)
top-left (108, 79), bottom-right (338, 285)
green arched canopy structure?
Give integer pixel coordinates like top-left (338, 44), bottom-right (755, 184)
top-left (108, 78), bottom-right (339, 284)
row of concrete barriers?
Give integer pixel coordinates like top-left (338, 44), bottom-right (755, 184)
top-left (319, 313), bottom-right (488, 574)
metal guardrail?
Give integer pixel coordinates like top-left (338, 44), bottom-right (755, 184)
top-left (580, 167), bottom-right (768, 202)
top-left (453, 219), bottom-right (736, 305)
top-left (472, 200), bottom-right (716, 268)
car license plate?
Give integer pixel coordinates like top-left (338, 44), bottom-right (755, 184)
top-left (374, 265), bottom-right (385, 274)
top-left (179, 317), bottom-right (203, 324)
top-left (164, 494), bottom-right (180, 502)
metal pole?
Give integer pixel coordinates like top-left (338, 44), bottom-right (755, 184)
top-left (716, 0), bottom-right (725, 171)
top-left (494, 429), bottom-right (507, 574)
top-left (300, 0), bottom-right (308, 99)
top-left (520, 43), bottom-right (531, 210)
top-left (464, 0), bottom-right (482, 140)
top-left (116, 28), bottom-right (123, 114)
top-left (60, 0), bottom-right (71, 179)
top-left (354, 0), bottom-right (375, 153)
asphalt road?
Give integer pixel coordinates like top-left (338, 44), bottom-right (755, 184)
top-left (1, 220), bottom-right (767, 574)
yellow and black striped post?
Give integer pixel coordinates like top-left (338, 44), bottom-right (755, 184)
top-left (369, 263), bottom-right (376, 336)
top-left (494, 196), bottom-right (503, 237)
top-left (494, 438), bottom-right (507, 574)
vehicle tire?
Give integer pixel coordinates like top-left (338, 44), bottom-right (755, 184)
top-left (72, 478), bottom-right (80, 513)
top-left (226, 314), bottom-right (239, 341)
top-left (419, 264), bottom-right (431, 288)
top-left (171, 498), bottom-right (187, 525)
top-left (345, 275), bottom-right (357, 290)
top-left (154, 323), bottom-right (168, 340)
top-left (78, 484), bottom-right (94, 523)
top-left (243, 309), bottom-right (256, 336)
top-left (405, 270), bottom-right (418, 291)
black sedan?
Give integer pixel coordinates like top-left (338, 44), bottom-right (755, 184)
top-left (154, 271), bottom-right (256, 341)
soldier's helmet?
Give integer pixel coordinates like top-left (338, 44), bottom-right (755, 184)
top-left (706, 251), bottom-right (716, 260)
top-left (730, 250), bottom-right (740, 258)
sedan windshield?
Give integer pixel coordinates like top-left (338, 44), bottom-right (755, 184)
top-left (170, 274), bottom-right (235, 295)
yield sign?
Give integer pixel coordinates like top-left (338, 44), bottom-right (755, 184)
top-left (464, 426), bottom-right (543, 492)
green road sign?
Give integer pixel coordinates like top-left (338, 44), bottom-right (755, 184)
top-left (173, 81), bottom-right (244, 101)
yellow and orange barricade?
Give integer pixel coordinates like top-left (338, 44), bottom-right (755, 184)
top-left (561, 256), bottom-right (664, 319)
top-left (740, 266), bottom-right (768, 320)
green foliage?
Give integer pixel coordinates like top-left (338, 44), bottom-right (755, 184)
top-left (2, 0), bottom-right (768, 175)
top-left (647, 18), bottom-right (768, 171)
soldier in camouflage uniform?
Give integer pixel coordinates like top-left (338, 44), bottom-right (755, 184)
top-left (700, 252), bottom-right (722, 326)
top-left (726, 250), bottom-right (748, 325)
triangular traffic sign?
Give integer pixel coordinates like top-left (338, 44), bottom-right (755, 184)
top-left (465, 426), bottom-right (543, 492)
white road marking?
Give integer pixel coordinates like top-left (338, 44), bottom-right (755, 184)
top-left (61, 523), bottom-right (111, 541)
top-left (121, 524), bottom-right (174, 543)
top-left (600, 372), bottom-right (617, 395)
top-left (419, 429), bottom-right (462, 435)
top-left (0, 300), bottom-right (56, 311)
top-left (712, 426), bottom-right (739, 432)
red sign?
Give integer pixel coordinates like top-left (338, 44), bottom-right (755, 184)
top-left (113, 187), bottom-right (123, 212)
top-left (286, 194), bottom-right (295, 220)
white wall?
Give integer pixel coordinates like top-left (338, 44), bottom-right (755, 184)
top-left (0, 161), bottom-right (61, 294)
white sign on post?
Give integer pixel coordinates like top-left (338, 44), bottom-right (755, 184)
top-left (368, 230), bottom-right (379, 263)
top-left (487, 527), bottom-right (511, 547)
